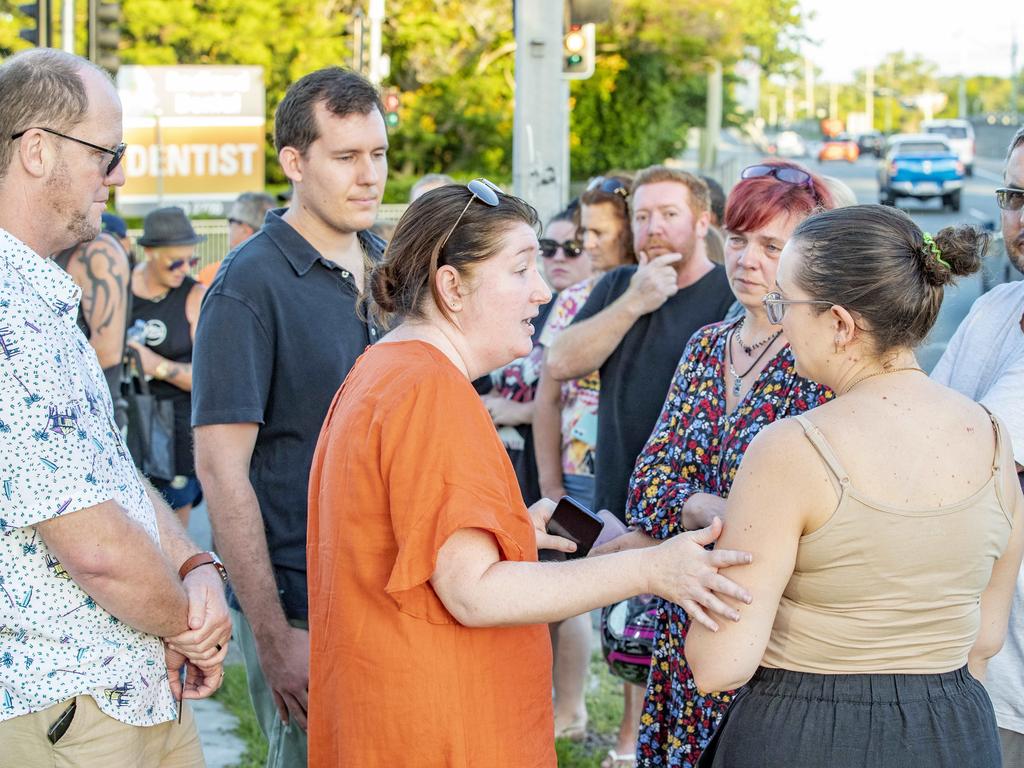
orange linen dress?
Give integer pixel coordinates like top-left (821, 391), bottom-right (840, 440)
top-left (307, 340), bottom-right (556, 768)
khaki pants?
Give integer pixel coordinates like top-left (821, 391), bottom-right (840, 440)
top-left (0, 694), bottom-right (204, 768)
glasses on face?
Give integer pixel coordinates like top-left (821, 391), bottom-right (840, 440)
top-left (11, 126), bottom-right (126, 177)
top-left (539, 239), bottom-right (583, 259)
top-left (762, 291), bottom-right (834, 325)
top-left (741, 164), bottom-right (813, 187)
top-left (438, 178), bottom-right (502, 252)
top-left (995, 187), bottom-right (1024, 211)
top-left (167, 257), bottom-right (200, 271)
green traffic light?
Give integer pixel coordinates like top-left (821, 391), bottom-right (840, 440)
top-left (386, 113), bottom-right (399, 127)
top-left (568, 55), bottom-right (582, 66)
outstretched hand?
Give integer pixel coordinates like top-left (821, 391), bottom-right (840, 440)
top-left (648, 517), bottom-right (752, 632)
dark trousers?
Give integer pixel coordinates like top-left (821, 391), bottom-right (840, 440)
top-left (699, 666), bottom-right (1002, 768)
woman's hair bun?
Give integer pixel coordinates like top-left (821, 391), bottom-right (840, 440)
top-left (917, 224), bottom-right (989, 287)
top-left (369, 262), bottom-right (398, 315)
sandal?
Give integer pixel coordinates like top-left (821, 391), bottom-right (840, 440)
top-left (600, 749), bottom-right (636, 768)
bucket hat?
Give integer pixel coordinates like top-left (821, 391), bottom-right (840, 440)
top-left (137, 206), bottom-right (205, 247)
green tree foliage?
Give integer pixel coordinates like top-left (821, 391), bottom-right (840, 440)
top-left (121, 0), bottom-right (354, 184)
top-left (569, 0), bottom-right (804, 177)
top-left (1, 0), bottom-right (805, 184)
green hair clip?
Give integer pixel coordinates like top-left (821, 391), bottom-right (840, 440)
top-left (922, 232), bottom-right (950, 269)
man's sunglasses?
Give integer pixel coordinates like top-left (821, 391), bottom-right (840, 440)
top-left (539, 239), bottom-right (583, 259)
top-left (11, 126), bottom-right (126, 177)
top-left (167, 257), bottom-right (200, 271)
top-left (438, 178), bottom-right (501, 252)
top-left (741, 164), bottom-right (813, 187)
top-left (995, 187), bottom-right (1024, 212)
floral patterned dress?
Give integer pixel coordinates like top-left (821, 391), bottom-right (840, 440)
top-left (625, 319), bottom-right (833, 768)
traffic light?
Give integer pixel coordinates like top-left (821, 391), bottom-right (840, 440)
top-left (383, 90), bottom-right (400, 128)
top-left (18, 1), bottom-right (51, 47)
top-left (88, 0), bottom-right (121, 74)
top-left (562, 22), bottom-right (595, 80)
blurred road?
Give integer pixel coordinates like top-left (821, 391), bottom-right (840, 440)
top-left (809, 152), bottom-right (1006, 370)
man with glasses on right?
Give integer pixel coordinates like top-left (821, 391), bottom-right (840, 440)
top-left (932, 127), bottom-right (1024, 767)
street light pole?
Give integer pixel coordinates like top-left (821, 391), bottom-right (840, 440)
top-left (700, 59), bottom-right (722, 173)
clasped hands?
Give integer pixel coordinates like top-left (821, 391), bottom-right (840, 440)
top-left (163, 566), bottom-right (232, 703)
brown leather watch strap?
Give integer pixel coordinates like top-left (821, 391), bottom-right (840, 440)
top-left (178, 551), bottom-right (227, 583)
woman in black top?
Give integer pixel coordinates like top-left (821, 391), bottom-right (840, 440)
top-left (129, 207), bottom-right (207, 524)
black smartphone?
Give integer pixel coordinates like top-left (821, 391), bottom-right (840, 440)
top-left (539, 496), bottom-right (605, 561)
top-left (47, 699), bottom-right (76, 745)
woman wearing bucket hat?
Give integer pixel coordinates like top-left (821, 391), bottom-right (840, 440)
top-left (129, 206), bottom-right (208, 524)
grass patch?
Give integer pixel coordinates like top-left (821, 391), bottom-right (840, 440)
top-left (213, 664), bottom-right (267, 768)
top-left (215, 652), bottom-right (627, 768)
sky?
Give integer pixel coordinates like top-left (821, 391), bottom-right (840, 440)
top-left (800, 0), bottom-right (1022, 82)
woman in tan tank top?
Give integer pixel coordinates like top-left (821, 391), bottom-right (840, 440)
top-left (686, 205), bottom-right (1024, 768)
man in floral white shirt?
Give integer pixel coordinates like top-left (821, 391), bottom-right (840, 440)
top-left (0, 49), bottom-right (230, 766)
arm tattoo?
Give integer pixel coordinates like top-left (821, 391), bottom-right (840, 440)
top-left (76, 237), bottom-right (128, 334)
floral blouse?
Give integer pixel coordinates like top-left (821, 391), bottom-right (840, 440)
top-left (627, 318), bottom-right (834, 536)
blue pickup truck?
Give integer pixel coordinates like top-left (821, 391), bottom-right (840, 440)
top-left (878, 134), bottom-right (964, 211)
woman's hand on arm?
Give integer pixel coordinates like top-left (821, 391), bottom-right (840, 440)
top-left (685, 421), bottom-right (826, 694)
top-left (482, 393), bottom-right (534, 427)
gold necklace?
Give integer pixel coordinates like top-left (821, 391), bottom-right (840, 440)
top-left (840, 366), bottom-right (924, 396)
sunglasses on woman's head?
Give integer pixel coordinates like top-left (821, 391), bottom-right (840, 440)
top-left (538, 239), bottom-right (583, 259)
top-left (741, 164), bottom-right (813, 187)
top-left (586, 176), bottom-right (630, 200)
top-left (167, 257), bottom-right (199, 271)
top-left (438, 178), bottom-right (502, 252)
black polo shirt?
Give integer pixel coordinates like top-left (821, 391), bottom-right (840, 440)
top-left (191, 209), bottom-right (384, 621)
top-left (571, 264), bottom-right (734, 520)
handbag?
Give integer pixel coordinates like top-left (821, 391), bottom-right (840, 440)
top-left (121, 346), bottom-right (177, 481)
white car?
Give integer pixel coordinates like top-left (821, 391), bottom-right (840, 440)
top-left (921, 119), bottom-right (975, 177)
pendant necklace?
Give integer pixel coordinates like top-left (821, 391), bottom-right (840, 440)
top-left (727, 327), bottom-right (781, 397)
top-left (734, 315), bottom-right (777, 356)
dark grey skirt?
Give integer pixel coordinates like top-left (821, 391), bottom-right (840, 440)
top-left (698, 666), bottom-right (1002, 768)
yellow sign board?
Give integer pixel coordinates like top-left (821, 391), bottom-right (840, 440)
top-left (116, 66), bottom-right (266, 217)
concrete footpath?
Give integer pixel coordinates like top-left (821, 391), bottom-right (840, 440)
top-left (186, 501), bottom-right (248, 768)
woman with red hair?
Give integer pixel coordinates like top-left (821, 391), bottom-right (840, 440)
top-left (604, 161), bottom-right (836, 767)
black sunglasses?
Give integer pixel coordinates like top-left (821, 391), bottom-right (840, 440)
top-left (996, 187), bottom-right (1024, 212)
top-left (438, 178), bottom-right (501, 251)
top-left (539, 239), bottom-right (583, 259)
top-left (741, 164), bottom-right (813, 187)
top-left (167, 257), bottom-right (200, 271)
top-left (11, 126), bottom-right (126, 177)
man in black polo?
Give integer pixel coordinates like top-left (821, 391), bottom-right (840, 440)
top-left (191, 67), bottom-right (387, 767)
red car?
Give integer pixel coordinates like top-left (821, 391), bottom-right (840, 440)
top-left (818, 134), bottom-right (859, 163)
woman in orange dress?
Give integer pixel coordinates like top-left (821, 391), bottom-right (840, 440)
top-left (306, 182), bottom-right (754, 767)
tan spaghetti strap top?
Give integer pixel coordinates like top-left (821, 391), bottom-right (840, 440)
top-left (761, 411), bottom-right (1015, 674)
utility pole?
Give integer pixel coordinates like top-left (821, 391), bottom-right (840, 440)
top-left (804, 56), bottom-right (814, 119)
top-left (1012, 33), bottom-right (1019, 124)
top-left (61, 0), bottom-right (73, 52)
top-left (512, 0), bottom-right (569, 225)
top-left (352, 7), bottom-right (365, 74)
top-left (368, 0), bottom-right (384, 86)
top-left (700, 59), bottom-right (722, 173)
top-left (828, 81), bottom-right (838, 122)
top-left (865, 67), bottom-right (875, 129)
